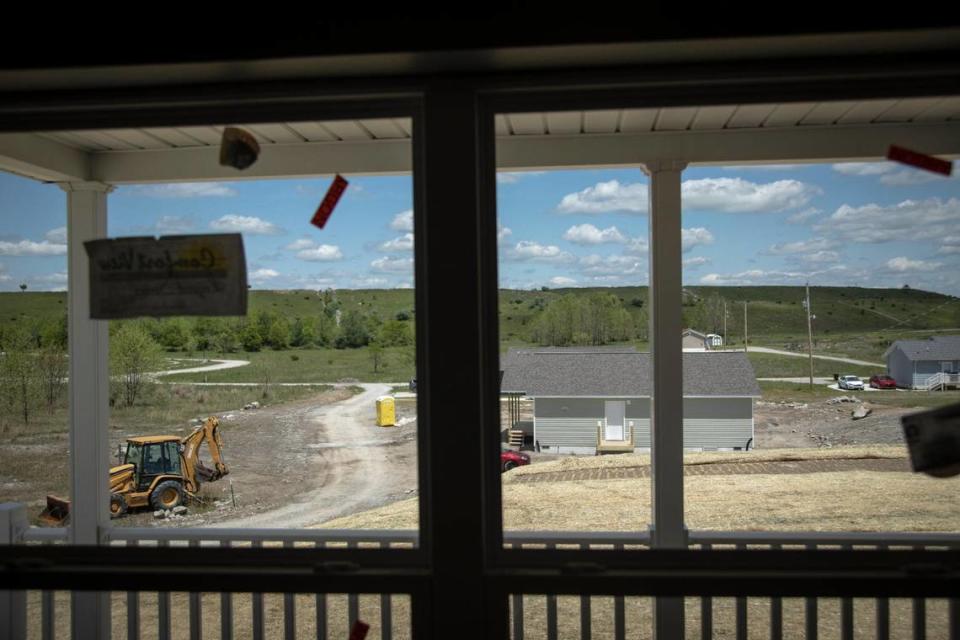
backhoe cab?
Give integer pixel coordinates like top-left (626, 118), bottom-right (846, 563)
top-left (40, 416), bottom-right (228, 524)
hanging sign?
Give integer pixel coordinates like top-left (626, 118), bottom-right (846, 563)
top-left (84, 233), bottom-right (248, 319)
top-left (886, 145), bottom-right (953, 176)
top-left (311, 174), bottom-right (349, 229)
top-left (901, 402), bottom-right (960, 478)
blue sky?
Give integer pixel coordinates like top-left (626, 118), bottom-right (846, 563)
top-left (1, 161), bottom-right (958, 295)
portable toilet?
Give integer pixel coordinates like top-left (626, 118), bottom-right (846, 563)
top-left (376, 395), bottom-right (396, 427)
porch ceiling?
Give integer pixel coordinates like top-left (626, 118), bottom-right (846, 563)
top-left (1, 97), bottom-right (958, 184)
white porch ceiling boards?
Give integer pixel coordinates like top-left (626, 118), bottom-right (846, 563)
top-left (1, 97), bottom-right (959, 184)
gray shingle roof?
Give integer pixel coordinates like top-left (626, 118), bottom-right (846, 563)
top-left (888, 336), bottom-right (960, 361)
top-left (500, 347), bottom-right (761, 397)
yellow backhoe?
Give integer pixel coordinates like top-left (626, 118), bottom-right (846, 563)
top-left (40, 416), bottom-right (229, 524)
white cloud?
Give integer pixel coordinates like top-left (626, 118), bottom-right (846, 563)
top-left (563, 224), bottom-right (627, 245)
top-left (353, 276), bottom-right (390, 288)
top-left (0, 264), bottom-right (10, 282)
top-left (45, 227), bottom-right (67, 244)
top-left (549, 276), bottom-right (578, 286)
top-left (815, 197), bottom-right (960, 244)
top-left (699, 265), bottom-right (853, 286)
top-left (371, 256), bottom-right (414, 272)
top-left (787, 208), bottom-right (822, 224)
top-left (681, 227), bottom-right (714, 252)
top-left (797, 250), bottom-right (841, 264)
top-left (938, 236), bottom-right (960, 255)
top-left (682, 178), bottom-right (818, 213)
top-left (880, 165), bottom-right (957, 186)
top-left (557, 180), bottom-right (649, 214)
top-left (210, 214), bottom-right (282, 235)
top-left (682, 257), bottom-right (710, 269)
top-left (886, 257), bottom-right (941, 272)
top-left (284, 238), bottom-right (316, 251)
top-left (0, 239), bottom-right (67, 256)
top-left (832, 162), bottom-right (895, 176)
top-left (153, 216), bottom-right (195, 235)
top-left (497, 224), bottom-right (513, 245)
top-left (497, 171), bottom-right (546, 184)
top-left (505, 241), bottom-right (575, 263)
top-left (250, 268), bottom-right (280, 281)
top-left (624, 237), bottom-right (649, 255)
top-left (578, 254), bottom-right (646, 277)
top-left (378, 233), bottom-right (414, 252)
top-left (296, 245), bottom-right (343, 262)
top-left (764, 237), bottom-right (836, 255)
top-left (390, 209), bottom-right (414, 232)
top-left (129, 182), bottom-right (238, 198)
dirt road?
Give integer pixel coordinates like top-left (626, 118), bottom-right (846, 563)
top-left (192, 383), bottom-right (417, 529)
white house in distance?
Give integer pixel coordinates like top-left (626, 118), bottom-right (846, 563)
top-left (884, 335), bottom-right (960, 390)
top-left (500, 347), bottom-right (760, 454)
top-left (681, 329), bottom-right (723, 350)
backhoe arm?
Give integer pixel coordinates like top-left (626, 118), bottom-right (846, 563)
top-left (180, 416), bottom-right (229, 493)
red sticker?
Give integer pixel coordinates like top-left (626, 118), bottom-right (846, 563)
top-left (886, 145), bottom-right (953, 176)
top-left (311, 174), bottom-right (349, 229)
top-left (348, 620), bottom-right (370, 640)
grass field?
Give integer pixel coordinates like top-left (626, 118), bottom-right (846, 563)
top-left (745, 351), bottom-right (876, 378)
top-left (162, 347), bottom-right (415, 383)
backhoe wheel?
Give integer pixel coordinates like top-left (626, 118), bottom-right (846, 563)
top-left (109, 494), bottom-right (128, 519)
top-left (150, 481), bottom-right (184, 511)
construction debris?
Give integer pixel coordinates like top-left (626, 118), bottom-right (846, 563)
top-left (852, 405), bottom-right (873, 420)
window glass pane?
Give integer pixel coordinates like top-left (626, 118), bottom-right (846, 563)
top-left (0, 171), bottom-right (69, 523)
top-left (682, 152), bottom-right (960, 533)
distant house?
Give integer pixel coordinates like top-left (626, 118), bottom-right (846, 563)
top-left (682, 329), bottom-right (710, 350)
top-left (706, 333), bottom-right (724, 348)
top-left (884, 336), bottom-right (960, 389)
top-left (501, 347), bottom-right (760, 454)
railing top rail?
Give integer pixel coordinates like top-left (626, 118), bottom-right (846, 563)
top-left (106, 527), bottom-right (420, 544)
top-left (22, 527), bottom-right (69, 543)
top-left (689, 530), bottom-right (960, 548)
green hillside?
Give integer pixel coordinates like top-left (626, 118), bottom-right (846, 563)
top-left (2, 286), bottom-right (958, 362)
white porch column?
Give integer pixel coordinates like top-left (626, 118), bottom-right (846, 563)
top-left (643, 160), bottom-right (688, 639)
top-left (61, 181), bottom-right (113, 640)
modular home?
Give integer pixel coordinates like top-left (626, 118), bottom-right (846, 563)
top-left (501, 347), bottom-right (760, 454)
top-left (884, 335), bottom-right (960, 390)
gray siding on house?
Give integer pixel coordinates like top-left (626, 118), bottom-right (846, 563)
top-left (886, 347), bottom-right (914, 388)
top-left (533, 396), bottom-right (752, 451)
top-left (913, 360), bottom-right (949, 388)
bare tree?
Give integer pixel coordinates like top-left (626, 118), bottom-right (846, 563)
top-left (110, 323), bottom-right (163, 407)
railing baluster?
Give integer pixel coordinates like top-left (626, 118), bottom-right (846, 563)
top-left (877, 545), bottom-right (889, 640)
top-left (283, 541), bottom-right (296, 640)
top-left (220, 541), bottom-right (233, 640)
top-left (347, 541), bottom-right (359, 634)
top-left (580, 594), bottom-right (591, 640)
top-left (126, 540), bottom-right (139, 640)
top-left (770, 544), bottom-right (782, 640)
top-left (252, 541), bottom-right (264, 640)
top-left (380, 593), bottom-right (392, 640)
top-left (701, 543), bottom-right (713, 640)
top-left (41, 590), bottom-right (54, 640)
top-left (316, 541), bottom-right (327, 640)
top-left (841, 544), bottom-right (854, 640)
top-left (949, 598), bottom-right (958, 640)
top-left (805, 544), bottom-right (818, 640)
top-left (913, 597), bottom-right (926, 640)
top-left (736, 544), bottom-right (747, 640)
top-left (158, 540), bottom-right (171, 640)
top-left (547, 545), bottom-right (558, 640)
top-left (512, 594), bottom-right (524, 640)
top-left (614, 544), bottom-right (625, 640)
top-left (189, 540), bottom-right (202, 640)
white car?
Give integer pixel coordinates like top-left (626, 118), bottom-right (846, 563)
top-left (838, 375), bottom-right (864, 390)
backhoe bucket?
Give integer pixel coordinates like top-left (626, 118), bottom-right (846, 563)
top-left (39, 495), bottom-right (70, 525)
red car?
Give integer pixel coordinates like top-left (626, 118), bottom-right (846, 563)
top-left (869, 374), bottom-right (897, 389)
top-left (501, 446), bottom-right (530, 472)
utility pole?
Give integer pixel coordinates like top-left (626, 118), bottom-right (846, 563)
top-left (743, 300), bottom-right (748, 352)
top-left (805, 282), bottom-right (815, 389)
top-left (723, 299), bottom-right (727, 350)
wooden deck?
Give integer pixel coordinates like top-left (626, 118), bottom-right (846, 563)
top-left (597, 426), bottom-right (634, 454)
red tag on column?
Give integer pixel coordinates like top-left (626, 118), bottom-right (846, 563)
top-left (348, 620), bottom-right (370, 640)
top-left (311, 174), bottom-right (349, 229)
top-left (886, 145), bottom-right (953, 176)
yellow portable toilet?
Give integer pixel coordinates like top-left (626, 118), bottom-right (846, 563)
top-left (376, 395), bottom-right (396, 427)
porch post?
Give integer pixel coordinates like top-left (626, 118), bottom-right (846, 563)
top-left (0, 503), bottom-right (28, 640)
top-left (643, 160), bottom-right (688, 639)
top-left (61, 181), bottom-right (113, 640)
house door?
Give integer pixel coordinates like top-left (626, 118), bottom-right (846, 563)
top-left (604, 401), bottom-right (625, 441)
